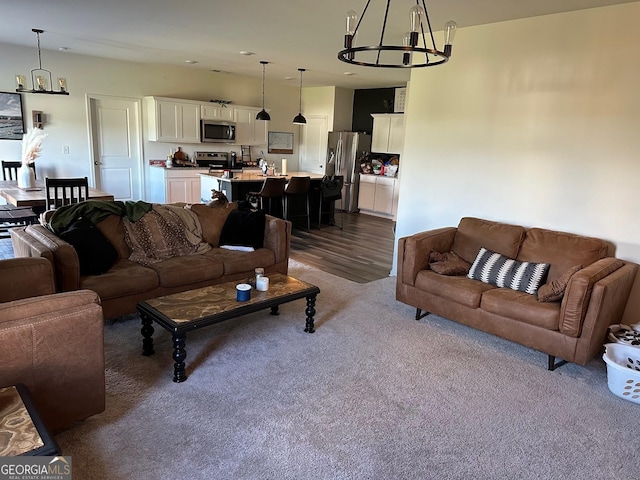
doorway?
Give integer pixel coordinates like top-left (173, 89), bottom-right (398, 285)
top-left (299, 115), bottom-right (328, 174)
top-left (87, 95), bottom-right (144, 201)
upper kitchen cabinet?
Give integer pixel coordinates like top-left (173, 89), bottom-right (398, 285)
top-left (371, 113), bottom-right (404, 154)
top-left (201, 104), bottom-right (234, 121)
top-left (146, 97), bottom-right (201, 143)
top-left (234, 106), bottom-right (268, 145)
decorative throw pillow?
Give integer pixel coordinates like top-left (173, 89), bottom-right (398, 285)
top-left (219, 209), bottom-right (266, 250)
top-left (59, 217), bottom-right (118, 275)
top-left (537, 264), bottom-right (583, 302)
top-left (467, 247), bottom-right (550, 295)
top-left (429, 251), bottom-right (471, 276)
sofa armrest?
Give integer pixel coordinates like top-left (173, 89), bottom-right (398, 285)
top-left (263, 215), bottom-right (291, 266)
top-left (559, 257), bottom-right (630, 337)
top-left (16, 224), bottom-right (80, 292)
top-left (398, 227), bottom-right (457, 286)
top-left (0, 258), bottom-right (55, 303)
top-left (0, 290), bottom-right (105, 433)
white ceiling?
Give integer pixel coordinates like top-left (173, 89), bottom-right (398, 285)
top-left (2, 0), bottom-right (636, 89)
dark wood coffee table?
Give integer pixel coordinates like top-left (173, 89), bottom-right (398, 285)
top-left (137, 273), bottom-right (320, 382)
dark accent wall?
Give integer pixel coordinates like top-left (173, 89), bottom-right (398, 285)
top-left (352, 88), bottom-right (397, 134)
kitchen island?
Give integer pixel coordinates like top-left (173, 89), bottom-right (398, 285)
top-left (200, 171), bottom-right (335, 226)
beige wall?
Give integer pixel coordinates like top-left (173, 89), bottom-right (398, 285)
top-left (395, 3), bottom-right (640, 323)
top-left (0, 44), bottom-right (300, 194)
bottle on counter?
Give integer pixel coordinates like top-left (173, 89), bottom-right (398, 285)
top-left (166, 154), bottom-right (173, 168)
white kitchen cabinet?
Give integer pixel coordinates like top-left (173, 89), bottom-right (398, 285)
top-left (371, 113), bottom-right (404, 154)
top-left (358, 174), bottom-right (399, 218)
top-left (358, 174), bottom-right (376, 211)
top-left (234, 106), bottom-right (268, 145)
top-left (201, 104), bottom-right (234, 121)
top-left (149, 166), bottom-right (208, 204)
top-left (146, 97), bottom-right (201, 143)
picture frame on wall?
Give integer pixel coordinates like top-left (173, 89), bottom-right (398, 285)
top-left (0, 91), bottom-right (25, 140)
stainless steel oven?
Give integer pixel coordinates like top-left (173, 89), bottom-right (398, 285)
top-left (194, 151), bottom-right (229, 170)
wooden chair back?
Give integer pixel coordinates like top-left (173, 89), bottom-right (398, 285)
top-left (45, 177), bottom-right (89, 210)
top-left (2, 161), bottom-right (36, 181)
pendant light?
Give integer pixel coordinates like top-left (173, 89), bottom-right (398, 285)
top-left (256, 61), bottom-right (271, 121)
top-left (338, 0), bottom-right (457, 69)
top-left (292, 69), bottom-right (307, 125)
top-left (16, 29), bottom-right (69, 95)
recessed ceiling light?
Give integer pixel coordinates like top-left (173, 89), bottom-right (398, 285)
top-left (284, 76), bottom-right (295, 81)
top-left (58, 47), bottom-right (70, 52)
top-left (344, 72), bottom-right (357, 76)
top-left (239, 51), bottom-right (255, 56)
top-left (185, 60), bottom-right (198, 64)
top-left (210, 69), bottom-right (228, 73)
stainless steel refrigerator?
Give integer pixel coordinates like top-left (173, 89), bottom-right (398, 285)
top-left (325, 132), bottom-right (371, 213)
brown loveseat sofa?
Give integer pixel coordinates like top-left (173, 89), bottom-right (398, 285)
top-left (396, 217), bottom-right (638, 369)
top-left (10, 201), bottom-right (291, 319)
top-left (0, 257), bottom-right (105, 433)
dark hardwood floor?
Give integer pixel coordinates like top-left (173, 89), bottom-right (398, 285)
top-left (290, 212), bottom-right (396, 283)
top-left (0, 213), bottom-right (397, 283)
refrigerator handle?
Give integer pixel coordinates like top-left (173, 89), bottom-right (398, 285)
top-left (336, 137), bottom-right (343, 174)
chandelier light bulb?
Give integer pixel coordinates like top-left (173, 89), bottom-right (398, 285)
top-left (346, 10), bottom-right (358, 36)
top-left (444, 21), bottom-right (457, 45)
top-left (409, 5), bottom-right (425, 33)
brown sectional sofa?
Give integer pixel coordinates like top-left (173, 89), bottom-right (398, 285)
top-left (10, 202), bottom-right (291, 319)
top-left (396, 217), bottom-right (638, 369)
top-left (0, 257), bottom-right (105, 433)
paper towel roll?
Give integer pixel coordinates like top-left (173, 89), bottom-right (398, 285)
top-left (281, 159), bottom-right (287, 175)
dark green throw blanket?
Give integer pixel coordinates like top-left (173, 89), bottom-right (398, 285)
top-left (49, 200), bottom-right (153, 234)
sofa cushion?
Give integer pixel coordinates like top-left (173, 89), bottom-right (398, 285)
top-left (59, 217), bottom-right (118, 275)
top-left (428, 251), bottom-right (470, 276)
top-left (481, 288), bottom-right (560, 330)
top-left (468, 247), bottom-right (550, 295)
top-left (517, 228), bottom-right (607, 282)
top-left (189, 203), bottom-right (237, 247)
top-left (451, 217), bottom-right (525, 264)
top-left (205, 248), bottom-right (276, 276)
top-left (79, 259), bottom-right (159, 300)
top-left (145, 254), bottom-right (225, 288)
top-left (96, 214), bottom-right (130, 260)
top-left (219, 209), bottom-right (266, 250)
top-left (415, 270), bottom-right (496, 308)
top-left (537, 264), bottom-right (583, 303)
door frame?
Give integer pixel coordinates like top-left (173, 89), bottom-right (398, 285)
top-left (85, 93), bottom-right (145, 198)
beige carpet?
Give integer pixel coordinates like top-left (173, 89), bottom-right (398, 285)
top-left (56, 260), bottom-right (640, 479)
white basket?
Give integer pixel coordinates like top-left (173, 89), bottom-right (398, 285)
top-left (603, 343), bottom-right (640, 404)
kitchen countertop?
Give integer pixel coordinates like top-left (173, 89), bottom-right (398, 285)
top-left (200, 171), bottom-right (325, 182)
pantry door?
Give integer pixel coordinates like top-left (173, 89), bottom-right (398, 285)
top-left (87, 95), bottom-right (144, 201)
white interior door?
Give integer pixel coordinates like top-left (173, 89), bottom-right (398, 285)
top-left (88, 95), bottom-right (143, 201)
top-left (299, 115), bottom-right (328, 174)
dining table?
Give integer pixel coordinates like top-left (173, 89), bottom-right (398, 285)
top-left (0, 179), bottom-right (115, 212)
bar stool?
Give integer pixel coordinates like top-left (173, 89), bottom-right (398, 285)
top-left (283, 176), bottom-right (311, 231)
top-left (254, 177), bottom-right (286, 217)
top-left (317, 175), bottom-right (344, 230)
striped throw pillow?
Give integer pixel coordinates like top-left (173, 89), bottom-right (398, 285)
top-left (467, 247), bottom-right (550, 295)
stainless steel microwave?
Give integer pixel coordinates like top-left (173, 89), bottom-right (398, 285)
top-left (201, 120), bottom-right (236, 143)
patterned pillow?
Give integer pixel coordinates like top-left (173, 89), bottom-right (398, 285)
top-left (467, 247), bottom-right (550, 295)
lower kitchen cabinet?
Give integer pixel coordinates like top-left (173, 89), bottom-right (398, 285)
top-left (149, 167), bottom-right (209, 204)
top-left (358, 174), bottom-right (399, 219)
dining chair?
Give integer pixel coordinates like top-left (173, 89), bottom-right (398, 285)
top-left (45, 177), bottom-right (90, 210)
top-left (283, 176), bottom-right (311, 231)
top-left (317, 175), bottom-right (344, 230)
top-left (2, 160), bottom-right (36, 181)
top-left (253, 177), bottom-right (286, 218)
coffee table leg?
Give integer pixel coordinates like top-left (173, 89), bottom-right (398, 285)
top-left (304, 294), bottom-right (317, 333)
top-left (141, 313), bottom-right (155, 356)
top-left (172, 334), bottom-right (188, 383)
